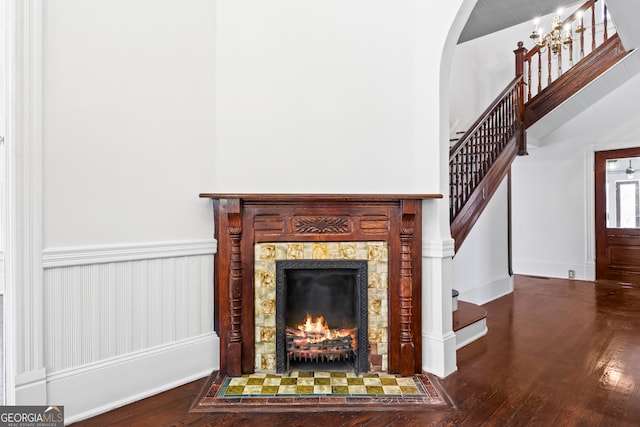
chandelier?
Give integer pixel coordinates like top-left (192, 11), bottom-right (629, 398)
top-left (626, 160), bottom-right (635, 179)
top-left (530, 9), bottom-right (585, 55)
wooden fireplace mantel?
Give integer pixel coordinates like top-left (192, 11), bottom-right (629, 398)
top-left (200, 193), bottom-right (442, 377)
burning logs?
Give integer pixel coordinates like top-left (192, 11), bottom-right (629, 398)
top-left (286, 314), bottom-right (357, 363)
top-left (287, 331), bottom-right (354, 362)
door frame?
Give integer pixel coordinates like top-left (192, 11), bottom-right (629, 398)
top-left (594, 146), bottom-right (640, 283)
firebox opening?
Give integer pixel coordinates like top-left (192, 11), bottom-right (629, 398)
top-left (275, 260), bottom-right (368, 374)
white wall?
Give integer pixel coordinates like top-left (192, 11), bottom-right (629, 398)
top-left (449, 19), bottom-right (531, 136)
top-left (453, 178), bottom-right (513, 304)
top-left (512, 143), bottom-right (591, 279)
top-left (13, 0), bottom-right (220, 421)
top-left (216, 1), bottom-right (425, 193)
top-left (43, 0), bottom-right (216, 247)
top-left (512, 71), bottom-right (640, 280)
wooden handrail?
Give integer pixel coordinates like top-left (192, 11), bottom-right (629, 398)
top-left (449, 76), bottom-right (524, 223)
top-left (450, 76), bottom-right (522, 158)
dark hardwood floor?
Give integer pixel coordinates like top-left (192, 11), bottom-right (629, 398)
top-left (72, 275), bottom-right (640, 426)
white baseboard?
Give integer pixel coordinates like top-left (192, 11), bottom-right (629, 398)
top-left (514, 259), bottom-right (594, 281)
top-left (50, 332), bottom-right (219, 424)
top-left (458, 275), bottom-right (513, 306)
top-left (585, 261), bottom-right (596, 281)
top-left (455, 318), bottom-right (488, 350)
top-left (15, 368), bottom-right (47, 404)
top-left (421, 331), bottom-right (457, 378)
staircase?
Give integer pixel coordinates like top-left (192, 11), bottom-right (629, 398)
top-left (449, 76), bottom-right (525, 253)
top-left (450, 0), bottom-right (631, 349)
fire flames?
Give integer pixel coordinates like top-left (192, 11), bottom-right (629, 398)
top-left (289, 313), bottom-right (356, 347)
top-left (296, 314), bottom-right (337, 341)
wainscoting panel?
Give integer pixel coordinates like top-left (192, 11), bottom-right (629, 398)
top-left (41, 241), bottom-right (218, 420)
top-left (43, 252), bottom-right (214, 372)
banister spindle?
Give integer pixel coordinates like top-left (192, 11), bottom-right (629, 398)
top-left (558, 45), bottom-right (563, 76)
top-left (579, 18), bottom-right (585, 59)
top-left (591, 0), bottom-right (596, 50)
top-left (527, 59), bottom-right (532, 100)
top-left (603, 4), bottom-right (608, 41)
top-left (547, 47), bottom-right (552, 85)
top-left (450, 77), bottom-right (525, 221)
top-left (569, 38), bottom-right (574, 68)
top-left (537, 50), bottom-right (543, 95)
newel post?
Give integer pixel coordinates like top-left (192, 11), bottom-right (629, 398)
top-left (514, 41), bottom-right (528, 156)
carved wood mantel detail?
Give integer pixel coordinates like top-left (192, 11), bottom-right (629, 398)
top-left (200, 194), bottom-right (441, 376)
top-left (294, 216), bottom-right (350, 234)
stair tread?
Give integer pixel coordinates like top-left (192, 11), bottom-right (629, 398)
top-left (453, 301), bottom-right (487, 332)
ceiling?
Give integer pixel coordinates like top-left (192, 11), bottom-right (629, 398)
top-left (459, 0), bottom-right (582, 43)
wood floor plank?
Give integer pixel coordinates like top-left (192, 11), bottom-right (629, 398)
top-left (72, 275), bottom-right (640, 426)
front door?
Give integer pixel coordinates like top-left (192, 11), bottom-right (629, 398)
top-left (595, 147), bottom-right (640, 284)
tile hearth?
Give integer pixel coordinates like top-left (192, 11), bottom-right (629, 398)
top-left (222, 371), bottom-right (421, 397)
top-left (191, 370), bottom-right (450, 412)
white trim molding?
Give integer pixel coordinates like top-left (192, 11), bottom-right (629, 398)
top-left (49, 332), bottom-right (219, 423)
top-left (5, 0), bottom-right (45, 405)
top-left (421, 238), bottom-right (457, 378)
top-left (42, 239), bottom-right (217, 269)
top-left (14, 368), bottom-right (47, 404)
top-left (458, 275), bottom-right (514, 306)
top-left (0, 252), bottom-right (4, 294)
top-left (584, 149), bottom-right (596, 275)
top-left (514, 258), bottom-right (594, 281)
top-left (423, 238), bottom-right (455, 258)
top-left (455, 318), bottom-right (487, 350)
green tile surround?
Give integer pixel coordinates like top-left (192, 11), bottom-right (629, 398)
top-left (254, 242), bottom-right (389, 372)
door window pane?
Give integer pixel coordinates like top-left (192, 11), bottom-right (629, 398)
top-left (606, 157), bottom-right (640, 228)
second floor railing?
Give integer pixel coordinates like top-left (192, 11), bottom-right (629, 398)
top-left (520, 0), bottom-right (614, 101)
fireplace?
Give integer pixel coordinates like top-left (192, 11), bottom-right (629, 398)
top-left (275, 259), bottom-right (369, 374)
top-left (199, 193), bottom-right (441, 377)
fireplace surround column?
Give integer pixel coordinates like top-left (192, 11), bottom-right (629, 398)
top-left (226, 198), bottom-right (243, 376)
